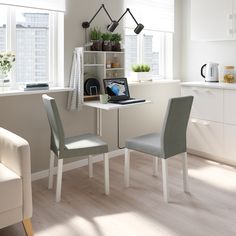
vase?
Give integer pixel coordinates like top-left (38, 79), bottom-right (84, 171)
top-left (130, 72), bottom-right (152, 82)
top-left (0, 73), bottom-right (9, 92)
top-left (90, 40), bottom-right (102, 51)
top-left (102, 40), bottom-right (112, 51)
top-left (111, 42), bottom-right (121, 51)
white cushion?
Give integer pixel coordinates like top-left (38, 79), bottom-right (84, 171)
top-left (0, 163), bottom-right (22, 213)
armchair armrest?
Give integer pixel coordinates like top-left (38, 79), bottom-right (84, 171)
top-left (0, 127), bottom-right (32, 219)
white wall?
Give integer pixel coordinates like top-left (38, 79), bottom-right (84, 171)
top-left (181, 0), bottom-right (236, 82)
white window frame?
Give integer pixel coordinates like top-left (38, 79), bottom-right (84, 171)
top-left (2, 5), bottom-right (64, 88)
top-left (124, 27), bottom-right (173, 80)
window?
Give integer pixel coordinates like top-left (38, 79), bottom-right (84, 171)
top-left (125, 29), bottom-right (173, 80)
top-left (0, 6), bottom-right (6, 52)
top-left (0, 0), bottom-right (65, 87)
top-left (15, 9), bottom-right (50, 83)
top-left (124, 0), bottom-right (174, 80)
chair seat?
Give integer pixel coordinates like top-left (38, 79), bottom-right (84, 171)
top-left (126, 133), bottom-right (164, 158)
top-left (62, 133), bottom-right (108, 158)
top-left (0, 163), bottom-right (22, 213)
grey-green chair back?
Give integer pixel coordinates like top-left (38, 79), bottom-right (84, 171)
top-left (161, 96), bottom-right (193, 158)
top-left (42, 94), bottom-right (65, 155)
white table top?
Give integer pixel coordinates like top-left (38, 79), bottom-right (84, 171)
top-left (84, 100), bottom-right (151, 110)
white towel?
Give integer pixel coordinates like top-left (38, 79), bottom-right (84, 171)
top-left (67, 47), bottom-right (84, 111)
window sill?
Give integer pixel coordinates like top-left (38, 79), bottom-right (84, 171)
top-left (128, 79), bottom-right (180, 87)
top-left (0, 87), bottom-right (74, 97)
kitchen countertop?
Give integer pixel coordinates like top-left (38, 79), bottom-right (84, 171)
top-left (181, 81), bottom-right (236, 90)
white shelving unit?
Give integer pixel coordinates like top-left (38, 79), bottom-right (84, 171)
top-left (83, 49), bottom-right (125, 98)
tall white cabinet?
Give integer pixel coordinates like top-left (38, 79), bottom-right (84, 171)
top-left (191, 0), bottom-right (236, 41)
top-left (182, 82), bottom-right (236, 166)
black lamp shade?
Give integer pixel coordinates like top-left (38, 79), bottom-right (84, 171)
top-left (107, 21), bottom-right (119, 32)
top-left (134, 24), bottom-right (144, 34)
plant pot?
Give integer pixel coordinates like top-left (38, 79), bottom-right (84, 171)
top-left (90, 40), bottom-right (102, 51)
top-left (112, 42), bottom-right (121, 51)
top-left (102, 40), bottom-right (112, 51)
top-left (130, 72), bottom-right (152, 82)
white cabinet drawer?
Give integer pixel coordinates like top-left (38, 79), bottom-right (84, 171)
top-left (224, 90), bottom-right (236, 125)
top-left (224, 124), bottom-right (236, 161)
top-left (182, 87), bottom-right (223, 122)
top-left (187, 118), bottom-right (224, 157)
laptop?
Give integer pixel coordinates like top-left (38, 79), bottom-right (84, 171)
top-left (103, 78), bottom-right (146, 105)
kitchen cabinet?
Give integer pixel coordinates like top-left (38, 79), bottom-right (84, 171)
top-left (191, 0), bottom-right (236, 41)
top-left (181, 82), bottom-right (236, 166)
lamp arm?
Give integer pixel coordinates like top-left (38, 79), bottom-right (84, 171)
top-left (127, 8), bottom-right (139, 25)
top-left (102, 5), bottom-right (114, 22)
top-left (117, 9), bottom-right (127, 23)
top-left (89, 4), bottom-right (113, 24)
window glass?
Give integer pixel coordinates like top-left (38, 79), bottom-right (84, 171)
top-left (125, 28), bottom-right (168, 80)
top-left (15, 8), bottom-right (50, 83)
top-left (142, 31), bottom-right (161, 76)
top-left (0, 6), bottom-right (7, 52)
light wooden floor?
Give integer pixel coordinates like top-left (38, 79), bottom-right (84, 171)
top-left (1, 153), bottom-right (236, 236)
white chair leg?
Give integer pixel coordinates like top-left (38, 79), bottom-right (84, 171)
top-left (56, 159), bottom-right (63, 202)
top-left (153, 156), bottom-right (159, 177)
top-left (48, 151), bottom-right (55, 189)
top-left (124, 148), bottom-right (130, 187)
top-left (183, 152), bottom-right (189, 193)
top-left (162, 159), bottom-right (169, 203)
top-left (104, 153), bottom-right (109, 195)
top-left (88, 155), bottom-right (93, 178)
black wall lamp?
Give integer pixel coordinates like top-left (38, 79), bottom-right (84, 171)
top-left (82, 4), bottom-right (116, 29)
top-left (108, 8), bottom-right (144, 34)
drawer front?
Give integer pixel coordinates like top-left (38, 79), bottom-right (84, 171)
top-left (224, 124), bottom-right (236, 162)
top-left (181, 87), bottom-right (223, 122)
top-left (224, 90), bottom-right (236, 125)
top-left (187, 118), bottom-right (223, 157)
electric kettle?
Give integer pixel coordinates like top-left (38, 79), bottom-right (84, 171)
top-left (201, 63), bottom-right (219, 82)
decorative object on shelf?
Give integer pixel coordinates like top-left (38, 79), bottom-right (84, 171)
top-left (107, 8), bottom-right (144, 34)
top-left (111, 54), bottom-right (120, 68)
top-left (90, 27), bottom-right (102, 51)
top-left (131, 64), bottom-right (152, 81)
top-left (84, 78), bottom-right (100, 95)
top-left (106, 59), bottom-right (111, 69)
top-left (102, 32), bottom-right (112, 51)
top-left (111, 33), bottom-right (122, 51)
top-left (223, 66), bottom-right (234, 83)
top-left (0, 51), bottom-right (15, 91)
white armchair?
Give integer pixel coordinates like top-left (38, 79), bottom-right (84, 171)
top-left (0, 127), bottom-right (33, 236)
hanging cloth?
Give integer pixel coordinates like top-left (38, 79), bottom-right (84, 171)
top-left (67, 47), bottom-right (84, 111)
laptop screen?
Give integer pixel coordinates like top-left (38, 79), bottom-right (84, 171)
top-left (103, 78), bottom-right (130, 101)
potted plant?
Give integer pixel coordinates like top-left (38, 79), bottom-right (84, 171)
top-left (111, 33), bottom-right (122, 51)
top-left (90, 27), bottom-right (102, 51)
top-left (0, 51), bottom-right (15, 91)
top-left (131, 64), bottom-right (152, 82)
top-left (102, 32), bottom-right (112, 51)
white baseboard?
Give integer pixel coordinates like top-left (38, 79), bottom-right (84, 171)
top-left (32, 149), bottom-right (124, 181)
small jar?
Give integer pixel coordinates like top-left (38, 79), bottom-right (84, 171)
top-left (223, 66), bottom-right (234, 83)
top-left (106, 60), bottom-right (111, 69)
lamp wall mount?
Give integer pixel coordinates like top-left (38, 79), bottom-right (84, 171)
top-left (82, 4), bottom-right (114, 29)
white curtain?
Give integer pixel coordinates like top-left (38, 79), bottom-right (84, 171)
top-left (0, 0), bottom-right (65, 12)
top-left (67, 47), bottom-right (84, 111)
top-left (123, 0), bottom-right (174, 32)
